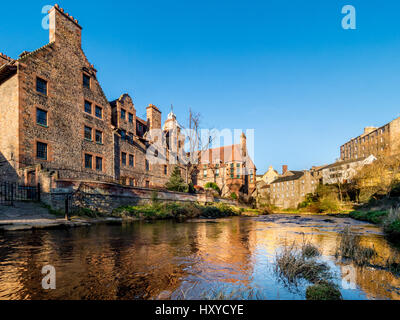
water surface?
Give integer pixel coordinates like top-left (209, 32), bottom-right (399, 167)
top-left (0, 214), bottom-right (399, 300)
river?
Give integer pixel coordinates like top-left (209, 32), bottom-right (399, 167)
top-left (0, 214), bottom-right (399, 300)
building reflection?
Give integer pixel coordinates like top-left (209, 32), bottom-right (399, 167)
top-left (0, 216), bottom-right (399, 300)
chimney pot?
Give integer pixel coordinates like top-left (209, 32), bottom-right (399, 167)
top-left (55, 4), bottom-right (59, 8)
top-left (282, 165), bottom-right (288, 175)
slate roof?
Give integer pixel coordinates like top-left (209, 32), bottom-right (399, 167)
top-left (270, 171), bottom-right (304, 184)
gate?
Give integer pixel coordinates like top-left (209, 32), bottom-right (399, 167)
top-left (0, 182), bottom-right (40, 206)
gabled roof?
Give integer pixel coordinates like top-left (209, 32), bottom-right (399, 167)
top-left (199, 144), bottom-right (256, 169)
top-left (322, 155), bottom-right (374, 170)
top-left (271, 171), bottom-right (304, 184)
top-left (0, 42), bottom-right (56, 85)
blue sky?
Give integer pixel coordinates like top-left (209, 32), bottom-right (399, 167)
top-left (2, 1), bottom-right (400, 174)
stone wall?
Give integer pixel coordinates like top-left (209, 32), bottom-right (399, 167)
top-left (0, 74), bottom-right (19, 182)
top-left (16, 6), bottom-right (115, 182)
top-left (42, 179), bottom-right (237, 214)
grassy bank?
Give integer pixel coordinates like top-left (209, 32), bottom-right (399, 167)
top-left (350, 208), bottom-right (400, 242)
top-left (112, 202), bottom-right (243, 221)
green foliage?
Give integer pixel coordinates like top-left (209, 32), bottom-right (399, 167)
top-left (204, 182), bottom-right (221, 194)
top-left (112, 201), bottom-right (241, 220)
top-left (296, 185), bottom-right (340, 213)
top-left (230, 192), bottom-right (238, 200)
top-left (306, 283), bottom-right (342, 300)
top-left (317, 196), bottom-right (340, 213)
top-left (165, 166), bottom-right (189, 193)
top-left (349, 210), bottom-right (387, 224)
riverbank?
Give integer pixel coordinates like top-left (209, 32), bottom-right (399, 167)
top-left (349, 208), bottom-right (400, 243)
top-left (111, 202), bottom-right (248, 220)
top-left (0, 201), bottom-right (263, 232)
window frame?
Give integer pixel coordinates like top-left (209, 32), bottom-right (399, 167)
top-left (84, 153), bottom-right (93, 169)
top-left (95, 105), bottom-right (103, 119)
top-left (95, 156), bottom-right (103, 171)
top-left (36, 108), bottom-right (48, 127)
top-left (36, 141), bottom-right (48, 160)
top-left (83, 73), bottom-right (91, 89)
top-left (95, 130), bottom-right (103, 144)
top-left (36, 77), bottom-right (48, 96)
top-left (84, 100), bottom-right (92, 114)
top-left (84, 126), bottom-right (92, 141)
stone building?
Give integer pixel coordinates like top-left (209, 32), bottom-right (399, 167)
top-left (318, 154), bottom-right (376, 185)
top-left (0, 5), bottom-right (186, 189)
top-left (195, 133), bottom-right (257, 198)
top-left (268, 165), bottom-right (318, 209)
top-left (0, 5), bottom-right (115, 184)
top-left (340, 117), bottom-right (400, 161)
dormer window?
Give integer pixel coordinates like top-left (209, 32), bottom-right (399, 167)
top-left (83, 73), bottom-right (91, 89)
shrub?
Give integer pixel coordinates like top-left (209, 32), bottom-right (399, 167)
top-left (165, 166), bottom-right (189, 193)
top-left (230, 192), bottom-right (238, 200)
top-left (317, 196), bottom-right (340, 213)
top-left (204, 182), bottom-right (221, 194)
top-left (306, 282), bottom-right (342, 300)
top-left (383, 207), bottom-right (400, 241)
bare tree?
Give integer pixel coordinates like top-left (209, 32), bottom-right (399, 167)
top-left (180, 109), bottom-right (215, 185)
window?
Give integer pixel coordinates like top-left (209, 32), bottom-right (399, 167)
top-left (95, 157), bottom-right (102, 171)
top-left (128, 132), bottom-right (134, 144)
top-left (129, 154), bottom-right (134, 167)
top-left (145, 160), bottom-right (150, 171)
top-left (121, 152), bottom-right (127, 166)
top-left (145, 181), bottom-right (150, 188)
top-left (83, 74), bottom-right (90, 88)
top-left (36, 77), bottom-right (47, 95)
top-left (164, 165), bottom-right (168, 175)
top-left (36, 142), bottom-right (47, 160)
top-left (120, 129), bottom-right (126, 141)
top-left (85, 154), bottom-right (92, 169)
top-left (129, 113), bottom-right (133, 123)
top-left (121, 109), bottom-right (126, 120)
top-left (36, 108), bottom-right (47, 126)
top-left (95, 106), bottom-right (102, 119)
top-left (95, 130), bottom-right (103, 144)
top-left (203, 169), bottom-right (207, 178)
top-left (129, 178), bottom-right (134, 186)
top-left (84, 126), bottom-right (92, 140)
top-left (84, 100), bottom-right (92, 114)
top-left (215, 168), bottom-right (219, 177)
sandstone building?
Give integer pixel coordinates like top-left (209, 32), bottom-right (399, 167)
top-left (318, 155), bottom-right (376, 185)
top-left (340, 117), bottom-right (400, 161)
top-left (195, 133), bottom-right (257, 198)
top-left (0, 5), bottom-right (186, 188)
top-left (268, 165), bottom-right (318, 209)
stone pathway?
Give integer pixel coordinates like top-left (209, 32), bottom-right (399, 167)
top-left (0, 202), bottom-right (91, 231)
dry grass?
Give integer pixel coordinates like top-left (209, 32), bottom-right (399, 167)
top-left (335, 227), bottom-right (377, 266)
top-left (301, 239), bottom-right (320, 258)
top-left (274, 242), bottom-right (330, 286)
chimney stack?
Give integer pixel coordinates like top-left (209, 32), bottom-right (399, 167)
top-left (282, 165), bottom-right (288, 175)
top-left (240, 132), bottom-right (247, 157)
top-left (48, 5), bottom-right (82, 48)
top-left (146, 104), bottom-right (162, 130)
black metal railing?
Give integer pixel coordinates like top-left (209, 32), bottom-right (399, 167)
top-left (0, 182), bottom-right (40, 206)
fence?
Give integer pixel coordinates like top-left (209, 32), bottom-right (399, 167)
top-left (0, 182), bottom-right (40, 205)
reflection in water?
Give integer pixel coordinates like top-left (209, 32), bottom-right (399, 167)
top-left (0, 215), bottom-right (399, 300)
